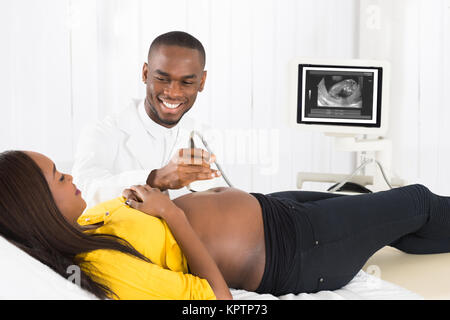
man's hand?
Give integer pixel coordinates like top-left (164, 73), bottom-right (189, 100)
top-left (146, 148), bottom-right (221, 191)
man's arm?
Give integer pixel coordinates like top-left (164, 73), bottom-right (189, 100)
top-left (72, 123), bottom-right (149, 206)
top-left (73, 120), bottom-right (221, 206)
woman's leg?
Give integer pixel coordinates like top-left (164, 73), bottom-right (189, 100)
top-left (293, 184), bottom-right (450, 292)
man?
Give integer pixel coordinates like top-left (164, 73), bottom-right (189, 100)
top-left (72, 31), bottom-right (222, 207)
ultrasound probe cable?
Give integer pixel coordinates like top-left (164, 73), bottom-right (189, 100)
top-left (188, 130), bottom-right (234, 189)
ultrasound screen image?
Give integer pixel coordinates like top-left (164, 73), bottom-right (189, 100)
top-left (298, 65), bottom-right (381, 126)
top-left (317, 76), bottom-right (363, 108)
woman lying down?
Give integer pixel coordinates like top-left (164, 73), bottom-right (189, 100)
top-left (1, 150), bottom-right (450, 300)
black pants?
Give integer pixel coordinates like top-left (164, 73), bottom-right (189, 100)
top-left (252, 184), bottom-right (450, 295)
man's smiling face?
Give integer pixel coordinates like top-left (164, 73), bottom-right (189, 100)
top-left (142, 44), bottom-right (207, 128)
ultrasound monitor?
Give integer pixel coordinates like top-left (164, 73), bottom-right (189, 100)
top-left (290, 58), bottom-right (390, 136)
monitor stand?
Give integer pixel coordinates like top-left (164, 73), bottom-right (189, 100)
top-left (297, 133), bottom-right (404, 193)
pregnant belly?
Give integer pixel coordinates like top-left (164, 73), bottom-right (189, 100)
top-left (172, 187), bottom-right (265, 290)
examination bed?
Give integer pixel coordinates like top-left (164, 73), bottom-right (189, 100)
top-left (3, 234), bottom-right (442, 300)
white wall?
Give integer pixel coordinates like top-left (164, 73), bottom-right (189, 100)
top-left (360, 0), bottom-right (450, 194)
top-left (1, 0), bottom-right (449, 194)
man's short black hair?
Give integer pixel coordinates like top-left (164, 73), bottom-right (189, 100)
top-left (148, 31), bottom-right (206, 68)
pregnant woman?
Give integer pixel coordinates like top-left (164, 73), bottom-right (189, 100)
top-left (1, 150), bottom-right (450, 299)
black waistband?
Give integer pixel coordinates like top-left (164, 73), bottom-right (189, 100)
top-left (250, 193), bottom-right (302, 295)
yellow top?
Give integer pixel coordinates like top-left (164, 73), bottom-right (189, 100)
top-left (76, 197), bottom-right (216, 300)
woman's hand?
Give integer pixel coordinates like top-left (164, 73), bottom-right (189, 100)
top-left (122, 187), bottom-right (141, 202)
top-left (123, 185), bottom-right (180, 219)
top-left (123, 185), bottom-right (232, 300)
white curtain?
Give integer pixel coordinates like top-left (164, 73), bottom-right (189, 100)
top-left (360, 0), bottom-right (450, 193)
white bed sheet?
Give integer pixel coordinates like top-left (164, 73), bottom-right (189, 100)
top-left (231, 270), bottom-right (423, 300)
top-left (0, 235), bottom-right (422, 300)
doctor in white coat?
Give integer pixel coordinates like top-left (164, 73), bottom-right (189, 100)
top-left (72, 31), bottom-right (222, 208)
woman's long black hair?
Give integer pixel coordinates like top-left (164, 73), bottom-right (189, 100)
top-left (0, 150), bottom-right (150, 299)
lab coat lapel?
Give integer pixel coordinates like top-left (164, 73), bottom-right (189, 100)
top-left (116, 103), bottom-right (154, 169)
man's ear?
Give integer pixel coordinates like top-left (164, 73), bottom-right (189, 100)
top-left (142, 62), bottom-right (149, 83)
top-left (199, 70), bottom-right (207, 92)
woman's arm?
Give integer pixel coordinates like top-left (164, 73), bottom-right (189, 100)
top-left (125, 185), bottom-right (232, 300)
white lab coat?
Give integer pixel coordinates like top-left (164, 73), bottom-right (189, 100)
top-left (72, 99), bottom-right (223, 208)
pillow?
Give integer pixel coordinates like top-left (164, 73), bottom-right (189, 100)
top-left (0, 235), bottom-right (96, 299)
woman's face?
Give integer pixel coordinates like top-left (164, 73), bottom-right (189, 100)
top-left (26, 151), bottom-right (86, 225)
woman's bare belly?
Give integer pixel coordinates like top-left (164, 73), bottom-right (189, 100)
top-left (172, 187), bottom-right (265, 291)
